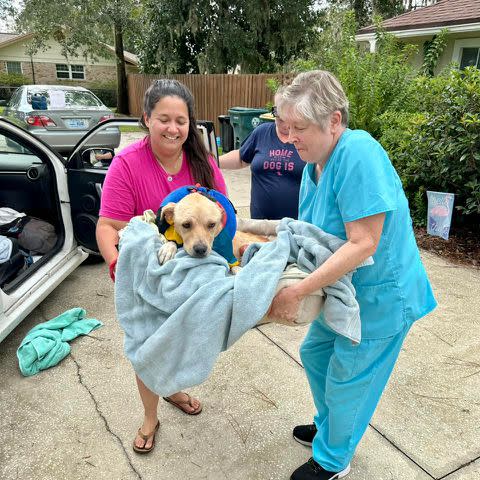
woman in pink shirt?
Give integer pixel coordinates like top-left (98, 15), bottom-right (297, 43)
top-left (96, 79), bottom-right (227, 454)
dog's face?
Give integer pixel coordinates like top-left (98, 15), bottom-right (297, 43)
top-left (161, 192), bottom-right (224, 258)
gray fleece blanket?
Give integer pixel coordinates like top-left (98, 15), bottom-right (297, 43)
top-left (115, 217), bottom-right (371, 396)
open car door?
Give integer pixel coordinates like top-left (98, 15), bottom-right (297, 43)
top-left (64, 117), bottom-right (132, 254)
top-left (0, 118), bottom-right (87, 342)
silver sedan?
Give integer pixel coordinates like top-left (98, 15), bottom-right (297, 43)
top-left (2, 85), bottom-right (120, 155)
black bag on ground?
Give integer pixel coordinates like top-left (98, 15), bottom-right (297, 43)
top-left (0, 237), bottom-right (25, 288)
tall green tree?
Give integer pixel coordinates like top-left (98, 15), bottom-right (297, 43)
top-left (138, 0), bottom-right (319, 74)
top-left (372, 0), bottom-right (405, 21)
top-left (293, 9), bottom-right (417, 137)
top-left (328, 0), bottom-right (404, 27)
top-left (14, 0), bottom-right (142, 114)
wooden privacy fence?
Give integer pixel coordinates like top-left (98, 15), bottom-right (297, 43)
top-left (127, 73), bottom-right (294, 132)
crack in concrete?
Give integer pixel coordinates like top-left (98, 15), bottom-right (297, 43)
top-left (70, 353), bottom-right (142, 480)
top-left (438, 455), bottom-right (480, 479)
top-left (370, 426), bottom-right (436, 479)
top-left (255, 327), bottom-right (304, 368)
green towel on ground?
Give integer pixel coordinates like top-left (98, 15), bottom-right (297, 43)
top-left (16, 307), bottom-right (102, 377)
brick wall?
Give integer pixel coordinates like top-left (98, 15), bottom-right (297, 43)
top-left (20, 61), bottom-right (33, 81)
top-left (8, 62), bottom-right (133, 85)
top-left (1, 60), bottom-right (33, 79)
top-left (1, 61), bottom-right (54, 83)
top-left (10, 61), bottom-right (57, 84)
top-left (85, 64), bottom-right (117, 83)
top-left (2, 61), bottom-right (138, 85)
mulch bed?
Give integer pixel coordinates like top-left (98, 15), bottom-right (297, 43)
top-left (414, 227), bottom-right (480, 269)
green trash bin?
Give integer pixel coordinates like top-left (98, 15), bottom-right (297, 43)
top-left (228, 107), bottom-right (269, 149)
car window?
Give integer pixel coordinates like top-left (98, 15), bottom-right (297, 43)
top-left (70, 122), bottom-right (143, 169)
top-left (26, 89), bottom-right (104, 109)
top-left (0, 131), bottom-right (39, 168)
top-left (8, 88), bottom-right (22, 108)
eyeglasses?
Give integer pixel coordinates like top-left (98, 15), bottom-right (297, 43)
top-left (271, 106), bottom-right (277, 117)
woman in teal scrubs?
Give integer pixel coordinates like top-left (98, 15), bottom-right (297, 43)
top-left (269, 70), bottom-right (437, 480)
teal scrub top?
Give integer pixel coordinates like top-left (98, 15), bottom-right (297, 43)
top-left (299, 129), bottom-right (437, 339)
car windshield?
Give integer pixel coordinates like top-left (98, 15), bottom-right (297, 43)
top-left (26, 89), bottom-right (104, 110)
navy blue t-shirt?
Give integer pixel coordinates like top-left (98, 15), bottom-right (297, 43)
top-left (239, 122), bottom-right (305, 219)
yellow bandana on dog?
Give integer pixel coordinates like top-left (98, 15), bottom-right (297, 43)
top-left (163, 219), bottom-right (184, 245)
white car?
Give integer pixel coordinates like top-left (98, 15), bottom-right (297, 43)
top-left (0, 116), bottom-right (218, 343)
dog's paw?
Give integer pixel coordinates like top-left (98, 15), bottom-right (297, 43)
top-left (157, 241), bottom-right (178, 264)
top-left (230, 265), bottom-right (242, 275)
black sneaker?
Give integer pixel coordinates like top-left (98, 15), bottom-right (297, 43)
top-left (293, 423), bottom-right (317, 446)
top-left (290, 458), bottom-right (351, 480)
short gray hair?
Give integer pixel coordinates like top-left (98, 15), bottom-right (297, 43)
top-left (276, 70), bottom-right (349, 129)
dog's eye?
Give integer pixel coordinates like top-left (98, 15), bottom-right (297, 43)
top-left (182, 222), bottom-right (191, 229)
top-left (207, 222), bottom-right (216, 229)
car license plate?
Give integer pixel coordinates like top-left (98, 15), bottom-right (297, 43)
top-left (66, 118), bottom-right (88, 128)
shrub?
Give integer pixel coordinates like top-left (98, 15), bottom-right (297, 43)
top-left (421, 29), bottom-right (449, 76)
top-left (87, 81), bottom-right (118, 108)
top-left (292, 10), bottom-right (418, 138)
top-left (380, 67), bottom-right (480, 227)
top-left (291, 10), bottom-right (480, 230)
top-left (287, 9), bottom-right (479, 231)
top-left (0, 72), bottom-right (30, 86)
top-left (89, 88), bottom-right (117, 108)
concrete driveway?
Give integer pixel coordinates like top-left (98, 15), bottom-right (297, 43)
top-left (1, 168), bottom-right (479, 480)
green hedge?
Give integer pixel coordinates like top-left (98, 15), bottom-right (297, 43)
top-left (379, 67), bottom-right (480, 227)
top-left (0, 73), bottom-right (30, 86)
top-left (293, 10), bottom-right (480, 230)
top-left (89, 88), bottom-right (117, 109)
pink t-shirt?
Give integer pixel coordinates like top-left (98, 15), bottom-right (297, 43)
top-left (99, 136), bottom-right (228, 221)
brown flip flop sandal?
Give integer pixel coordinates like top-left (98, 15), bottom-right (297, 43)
top-left (162, 393), bottom-right (203, 415)
top-left (132, 420), bottom-right (160, 454)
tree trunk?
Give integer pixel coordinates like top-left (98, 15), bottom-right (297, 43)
top-left (114, 22), bottom-right (129, 115)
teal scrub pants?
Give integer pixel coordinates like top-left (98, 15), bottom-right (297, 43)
top-left (300, 319), bottom-right (411, 472)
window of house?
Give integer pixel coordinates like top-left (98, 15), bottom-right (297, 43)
top-left (453, 39), bottom-right (480, 70)
top-left (70, 65), bottom-right (85, 79)
top-left (55, 64), bottom-right (85, 80)
top-left (56, 64), bottom-right (70, 79)
top-left (6, 61), bottom-right (22, 74)
top-left (460, 47), bottom-right (480, 69)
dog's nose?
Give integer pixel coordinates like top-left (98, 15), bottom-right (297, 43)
top-left (193, 244), bottom-right (208, 257)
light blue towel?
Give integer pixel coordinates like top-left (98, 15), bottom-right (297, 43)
top-left (17, 308), bottom-right (103, 376)
top-left (243, 219), bottom-right (373, 344)
top-left (115, 218), bottom-right (371, 397)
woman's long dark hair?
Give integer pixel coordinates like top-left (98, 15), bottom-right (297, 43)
top-left (140, 79), bottom-right (215, 189)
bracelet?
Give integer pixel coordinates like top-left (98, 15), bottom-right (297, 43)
top-left (109, 258), bottom-right (117, 282)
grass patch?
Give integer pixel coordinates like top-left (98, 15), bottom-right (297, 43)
top-left (119, 125), bottom-right (142, 133)
top-left (0, 106), bottom-right (5, 115)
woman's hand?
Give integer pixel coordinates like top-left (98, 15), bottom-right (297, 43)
top-left (267, 286), bottom-right (304, 325)
top-left (96, 217), bottom-right (127, 282)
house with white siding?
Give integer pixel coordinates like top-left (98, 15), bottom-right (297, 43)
top-left (356, 0), bottom-right (480, 73)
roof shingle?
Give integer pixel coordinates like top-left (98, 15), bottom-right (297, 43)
top-left (0, 32), bottom-right (21, 44)
top-left (358, 0), bottom-right (480, 34)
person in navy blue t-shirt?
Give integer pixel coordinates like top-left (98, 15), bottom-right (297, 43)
top-left (219, 102), bottom-right (305, 219)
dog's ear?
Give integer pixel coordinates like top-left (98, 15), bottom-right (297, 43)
top-left (160, 202), bottom-right (176, 223)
